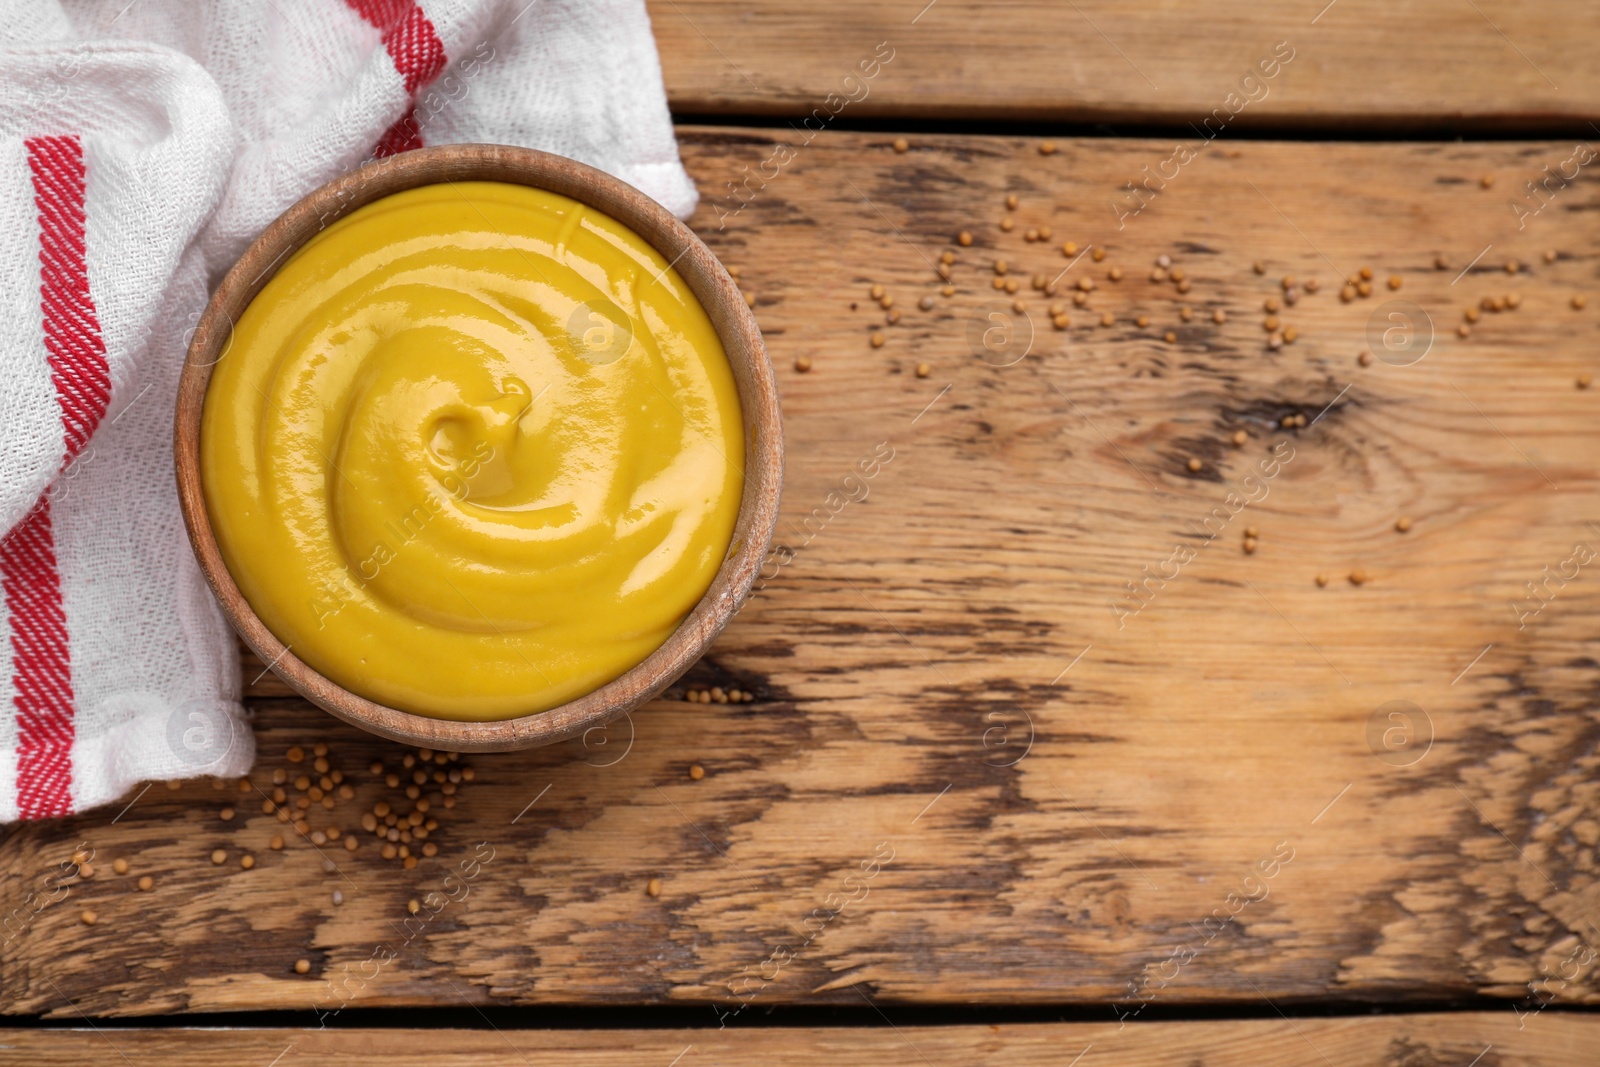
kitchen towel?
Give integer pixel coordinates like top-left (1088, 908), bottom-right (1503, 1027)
top-left (0, 0), bottom-right (697, 820)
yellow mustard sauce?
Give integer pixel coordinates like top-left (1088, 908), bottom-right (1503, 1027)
top-left (202, 181), bottom-right (743, 721)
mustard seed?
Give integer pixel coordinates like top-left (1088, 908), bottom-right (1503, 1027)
top-left (885, 308), bottom-right (901, 324)
top-left (879, 294), bottom-right (893, 309)
top-left (220, 807), bottom-right (235, 822)
top-left (1231, 430), bottom-right (1247, 447)
top-left (1164, 330), bottom-right (1177, 344)
top-left (1061, 241), bottom-right (1078, 256)
top-left (1579, 374), bottom-right (1593, 390)
top-left (1099, 311), bottom-right (1114, 327)
top-left (1458, 324), bottom-right (1471, 338)
top-left (1465, 307), bottom-right (1480, 323)
top-left (890, 136), bottom-right (908, 153)
top-left (1077, 277), bottom-right (1094, 292)
top-left (1358, 350), bottom-right (1373, 367)
top-left (294, 959), bottom-right (311, 975)
top-left (1505, 259), bottom-right (1518, 274)
top-left (1051, 313), bottom-right (1069, 330)
top-left (270, 834), bottom-right (285, 851)
top-left (80, 909), bottom-right (97, 926)
top-left (1135, 314), bottom-right (1150, 328)
top-left (1282, 326), bottom-right (1298, 344)
top-left (407, 899), bottom-right (421, 915)
top-left (1395, 517), bottom-right (1412, 532)
top-left (286, 747), bottom-right (304, 763)
top-left (1264, 296), bottom-right (1280, 313)
top-left (137, 876), bottom-right (153, 892)
top-left (992, 277), bottom-right (1005, 290)
top-left (1481, 174), bottom-right (1495, 188)
top-left (1000, 218), bottom-right (1014, 232)
top-left (957, 231), bottom-right (973, 247)
top-left (1304, 278), bottom-right (1319, 293)
top-left (647, 877), bottom-right (662, 897)
top-left (1092, 247), bottom-right (1106, 262)
top-left (919, 295), bottom-right (935, 311)
top-left (211, 849), bottom-right (226, 865)
top-left (941, 285), bottom-right (955, 297)
top-left (870, 332), bottom-right (885, 348)
top-left (1039, 141), bottom-right (1057, 155)
top-left (1024, 229), bottom-right (1039, 242)
top-left (1356, 281), bottom-right (1372, 297)
top-left (1004, 278), bottom-right (1019, 293)
top-left (794, 356), bottom-right (812, 373)
top-left (916, 362), bottom-right (931, 378)
top-left (1212, 308), bottom-right (1226, 324)
top-left (1359, 267), bottom-right (1373, 281)
top-left (1544, 249), bottom-right (1558, 263)
top-left (1242, 538), bottom-right (1258, 555)
top-left (1180, 306), bottom-right (1194, 322)
top-left (240, 855), bottom-right (255, 870)
top-left (1176, 279), bottom-right (1191, 293)
top-left (1039, 226), bottom-right (1052, 240)
top-left (1349, 569), bottom-right (1369, 586)
top-left (1340, 285), bottom-right (1356, 303)
top-left (1315, 574), bottom-right (1329, 587)
top-left (1186, 458), bottom-right (1202, 472)
top-left (78, 863), bottom-right (95, 879)
top-left (689, 764), bottom-right (706, 781)
top-left (1245, 526), bottom-right (1259, 539)
top-left (1005, 194), bottom-right (1018, 210)
top-left (1573, 295), bottom-right (1588, 309)
top-left (1507, 293), bottom-right (1522, 309)
top-left (1108, 267), bottom-right (1123, 282)
top-left (112, 858), bottom-right (128, 876)
top-left (1387, 275), bottom-right (1402, 290)
top-left (1252, 261), bottom-right (1265, 274)
top-left (1263, 316), bottom-right (1280, 332)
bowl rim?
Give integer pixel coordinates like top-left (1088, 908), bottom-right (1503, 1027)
top-left (174, 143), bottom-right (783, 752)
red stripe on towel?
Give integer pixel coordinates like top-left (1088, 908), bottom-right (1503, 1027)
top-left (3, 134), bottom-right (109, 818)
top-left (346, 0), bottom-right (448, 157)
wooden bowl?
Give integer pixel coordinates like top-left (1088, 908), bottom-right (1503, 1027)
top-left (174, 144), bottom-right (782, 752)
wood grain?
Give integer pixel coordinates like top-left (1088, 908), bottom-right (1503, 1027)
top-left (4, 129), bottom-right (1600, 1016)
top-left (649, 0), bottom-right (1600, 129)
top-left (0, 1015), bottom-right (1594, 1064)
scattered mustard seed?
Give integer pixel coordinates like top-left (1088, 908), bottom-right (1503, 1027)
top-left (1164, 330), bottom-right (1177, 344)
top-left (689, 764), bottom-right (706, 781)
top-left (211, 849), bottom-right (226, 866)
top-left (1544, 249), bottom-right (1558, 263)
top-left (1481, 174), bottom-right (1495, 188)
top-left (137, 876), bottom-right (153, 892)
top-left (957, 231), bottom-right (973, 247)
top-left (1387, 275), bottom-right (1402, 290)
top-left (1573, 295), bottom-right (1588, 309)
top-left (1457, 325), bottom-right (1471, 338)
top-left (1039, 141), bottom-right (1057, 155)
top-left (407, 899), bottom-right (421, 915)
top-left (941, 285), bottom-right (955, 297)
top-left (1356, 281), bottom-right (1372, 297)
top-left (993, 259), bottom-right (1008, 276)
top-left (1099, 311), bottom-right (1114, 327)
top-left (1231, 430), bottom-right (1247, 447)
top-left (1340, 285), bottom-right (1356, 303)
top-left (1108, 267), bottom-right (1123, 282)
top-left (241, 855), bottom-right (255, 870)
top-left (1245, 526), bottom-right (1259, 539)
top-left (1179, 306), bottom-right (1194, 322)
top-left (286, 747), bottom-right (304, 763)
top-left (1579, 374), bottom-right (1593, 390)
top-left (1395, 517), bottom-right (1412, 532)
top-left (919, 295), bottom-right (935, 311)
top-left (112, 858), bottom-right (128, 876)
top-left (1263, 316), bottom-right (1280, 332)
top-left (794, 356), bottom-right (812, 373)
top-left (1091, 247), bottom-right (1106, 262)
top-left (870, 332), bottom-right (885, 348)
top-left (647, 878), bottom-right (663, 898)
top-left (1005, 194), bottom-right (1018, 211)
top-left (1000, 218), bottom-right (1014, 232)
top-left (892, 137), bottom-right (909, 153)
top-left (1252, 261), bottom-right (1265, 274)
top-left (1212, 308), bottom-right (1226, 324)
top-left (1135, 314), bottom-right (1150, 328)
top-left (1315, 574), bottom-right (1329, 587)
top-left (1505, 259), bottom-right (1518, 275)
top-left (1062, 241), bottom-right (1078, 256)
top-left (1186, 458), bottom-right (1202, 472)
top-left (220, 807), bottom-right (234, 822)
top-left (1282, 326), bottom-right (1298, 344)
top-left (1349, 568), bottom-right (1369, 586)
top-left (915, 362), bottom-right (931, 378)
top-left (1051, 313), bottom-right (1069, 330)
top-left (80, 909), bottom-right (98, 926)
top-left (1264, 296), bottom-right (1280, 313)
top-left (1358, 349), bottom-right (1373, 367)
top-left (1242, 538), bottom-right (1258, 555)
top-left (1358, 267), bottom-right (1373, 281)
top-left (294, 959), bottom-right (311, 975)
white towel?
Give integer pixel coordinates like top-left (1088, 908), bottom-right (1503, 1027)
top-left (0, 0), bottom-right (697, 820)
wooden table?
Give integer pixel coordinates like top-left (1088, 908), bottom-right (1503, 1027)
top-left (6, 3), bottom-right (1600, 1061)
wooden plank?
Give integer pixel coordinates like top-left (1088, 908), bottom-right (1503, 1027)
top-left (4, 130), bottom-right (1600, 1016)
top-left (650, 0), bottom-right (1599, 129)
top-left (1, 1015), bottom-right (1597, 1064)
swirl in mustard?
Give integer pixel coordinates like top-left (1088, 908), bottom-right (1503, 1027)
top-left (202, 181), bottom-right (743, 720)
